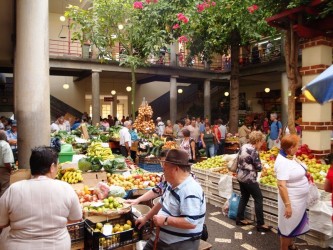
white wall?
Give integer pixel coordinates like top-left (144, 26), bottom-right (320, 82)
top-left (136, 81), bottom-right (171, 108)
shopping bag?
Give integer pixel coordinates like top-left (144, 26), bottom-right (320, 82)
top-left (307, 181), bottom-right (320, 208)
top-left (228, 153), bottom-right (239, 173)
top-left (228, 193), bottom-right (240, 220)
top-left (218, 174), bottom-right (233, 199)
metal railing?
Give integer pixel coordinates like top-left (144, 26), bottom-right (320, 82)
top-left (49, 40), bottom-right (284, 71)
top-left (49, 39), bottom-right (82, 57)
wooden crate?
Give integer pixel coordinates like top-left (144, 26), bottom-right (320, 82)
top-left (298, 230), bottom-right (333, 248)
top-left (263, 212), bottom-right (278, 229)
top-left (259, 184), bottom-right (278, 201)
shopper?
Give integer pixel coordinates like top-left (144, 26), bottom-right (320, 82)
top-left (155, 117), bottom-right (165, 137)
top-left (50, 114), bottom-right (66, 132)
top-left (6, 120), bottom-right (18, 161)
top-left (180, 128), bottom-right (196, 163)
top-left (0, 146), bottom-right (82, 249)
top-left (218, 119), bottom-right (227, 155)
top-left (213, 120), bottom-right (222, 155)
top-left (236, 131), bottom-right (272, 232)
top-left (163, 120), bottom-right (174, 139)
top-left (135, 149), bottom-right (205, 250)
top-left (274, 134), bottom-right (309, 250)
top-left (189, 117), bottom-right (200, 142)
top-left (175, 120), bottom-right (185, 139)
top-left (201, 122), bottom-right (216, 158)
top-left (268, 113), bottom-right (282, 149)
top-left (119, 121), bottom-right (132, 157)
top-left (238, 122), bottom-right (251, 147)
top-left (0, 130), bottom-right (14, 197)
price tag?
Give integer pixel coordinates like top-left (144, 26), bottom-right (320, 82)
top-left (101, 143), bottom-right (109, 148)
top-left (90, 201), bottom-right (104, 207)
top-left (143, 181), bottom-right (150, 187)
top-left (103, 224), bottom-right (113, 236)
top-left (122, 171), bottom-right (131, 178)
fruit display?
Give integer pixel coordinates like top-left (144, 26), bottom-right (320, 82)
top-left (93, 219), bottom-right (133, 234)
top-left (107, 173), bottom-right (161, 190)
top-left (57, 167), bottom-right (83, 184)
top-left (212, 164), bottom-right (229, 175)
top-left (259, 163), bottom-right (277, 187)
top-left (193, 156), bottom-right (225, 170)
top-left (162, 141), bottom-right (178, 150)
top-left (82, 196), bottom-right (130, 214)
top-left (133, 99), bottom-right (155, 134)
top-left (87, 142), bottom-right (115, 160)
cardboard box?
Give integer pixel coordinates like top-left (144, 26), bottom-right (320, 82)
top-left (10, 169), bottom-right (31, 184)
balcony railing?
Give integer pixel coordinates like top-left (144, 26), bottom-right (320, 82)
top-left (49, 40), bottom-right (283, 72)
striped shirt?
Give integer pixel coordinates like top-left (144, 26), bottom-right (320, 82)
top-left (158, 175), bottom-right (206, 244)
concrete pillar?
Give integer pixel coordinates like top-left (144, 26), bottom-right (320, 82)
top-left (299, 37), bottom-right (332, 157)
top-left (170, 76), bottom-right (177, 123)
top-left (281, 72), bottom-right (288, 126)
top-left (169, 43), bottom-right (178, 67)
top-left (112, 94), bottom-right (117, 119)
top-left (91, 70), bottom-right (101, 126)
top-left (15, 0), bottom-right (49, 168)
top-left (204, 79), bottom-right (211, 119)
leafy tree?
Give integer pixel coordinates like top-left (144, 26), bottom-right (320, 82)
top-left (175, 0), bottom-right (274, 133)
top-left (66, 0), bottom-right (170, 119)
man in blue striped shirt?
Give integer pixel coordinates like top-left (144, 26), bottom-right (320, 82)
top-left (136, 149), bottom-right (206, 250)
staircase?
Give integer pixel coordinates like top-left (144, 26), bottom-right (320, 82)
top-left (50, 95), bottom-right (83, 121)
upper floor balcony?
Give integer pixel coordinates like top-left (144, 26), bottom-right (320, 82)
top-left (49, 39), bottom-right (284, 73)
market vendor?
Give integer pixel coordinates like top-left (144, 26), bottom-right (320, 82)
top-left (135, 149), bottom-right (206, 249)
top-left (0, 146), bottom-right (82, 249)
top-left (120, 121), bottom-right (132, 157)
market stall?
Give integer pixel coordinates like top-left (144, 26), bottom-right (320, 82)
top-left (190, 145), bottom-right (333, 248)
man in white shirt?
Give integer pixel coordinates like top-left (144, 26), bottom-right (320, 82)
top-left (50, 115), bottom-right (66, 133)
top-left (119, 121), bottom-right (132, 157)
top-left (156, 117), bottom-right (165, 137)
top-left (0, 130), bottom-right (14, 197)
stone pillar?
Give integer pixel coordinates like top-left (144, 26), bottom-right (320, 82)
top-left (281, 72), bottom-right (288, 126)
top-left (112, 94), bottom-right (117, 119)
top-left (15, 0), bottom-right (49, 168)
top-left (299, 37), bottom-right (333, 157)
top-left (91, 70), bottom-right (101, 126)
top-left (169, 43), bottom-right (178, 67)
top-left (204, 79), bottom-right (211, 119)
top-left (170, 76), bottom-right (177, 123)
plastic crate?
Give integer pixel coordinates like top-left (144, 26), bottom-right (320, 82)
top-left (67, 221), bottom-right (85, 244)
top-left (259, 184), bottom-right (278, 201)
top-left (138, 163), bottom-right (162, 172)
top-left (84, 213), bottom-right (142, 250)
top-left (138, 156), bottom-right (160, 164)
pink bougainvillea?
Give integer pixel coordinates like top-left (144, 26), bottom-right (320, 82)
top-left (133, 1), bottom-right (143, 9)
top-left (172, 23), bottom-right (180, 30)
top-left (177, 13), bottom-right (189, 23)
top-left (197, 0), bottom-right (216, 12)
top-left (247, 4), bottom-right (259, 14)
top-left (178, 35), bottom-right (188, 43)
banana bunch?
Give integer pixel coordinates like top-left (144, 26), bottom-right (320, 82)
top-left (60, 168), bottom-right (83, 184)
top-left (87, 142), bottom-right (115, 160)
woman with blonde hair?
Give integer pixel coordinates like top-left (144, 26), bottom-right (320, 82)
top-left (236, 131), bottom-right (272, 232)
top-left (274, 134), bottom-right (309, 250)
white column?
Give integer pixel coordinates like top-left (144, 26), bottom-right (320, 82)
top-left (112, 94), bottom-right (117, 119)
top-left (170, 76), bottom-right (177, 123)
top-left (15, 0), bottom-right (49, 168)
top-left (91, 70), bottom-right (101, 126)
top-left (169, 43), bottom-right (178, 67)
top-left (281, 72), bottom-right (288, 126)
top-left (204, 79), bottom-right (211, 119)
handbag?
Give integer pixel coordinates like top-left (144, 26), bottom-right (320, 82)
top-left (228, 153), bottom-right (239, 173)
top-left (228, 192), bottom-right (240, 220)
top-left (307, 180), bottom-right (320, 208)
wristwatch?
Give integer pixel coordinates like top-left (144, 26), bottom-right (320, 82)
top-left (163, 217), bottom-right (169, 226)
